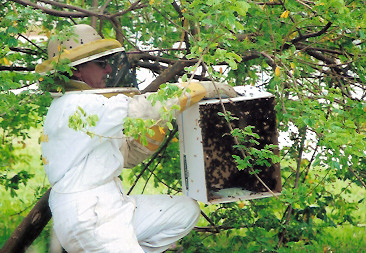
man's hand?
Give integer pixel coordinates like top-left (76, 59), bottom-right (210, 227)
top-left (198, 81), bottom-right (237, 99)
top-left (177, 81), bottom-right (237, 111)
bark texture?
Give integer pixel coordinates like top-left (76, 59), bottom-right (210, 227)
top-left (0, 189), bottom-right (52, 253)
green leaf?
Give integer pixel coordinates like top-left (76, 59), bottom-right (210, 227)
top-left (234, 1), bottom-right (250, 16)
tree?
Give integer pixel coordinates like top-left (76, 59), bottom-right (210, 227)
top-left (1, 0), bottom-right (365, 252)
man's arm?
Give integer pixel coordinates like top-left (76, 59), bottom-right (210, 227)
top-left (121, 82), bottom-right (237, 167)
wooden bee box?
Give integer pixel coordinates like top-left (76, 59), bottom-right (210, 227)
top-left (177, 94), bottom-right (282, 204)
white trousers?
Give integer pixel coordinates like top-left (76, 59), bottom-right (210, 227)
top-left (49, 179), bottom-right (200, 253)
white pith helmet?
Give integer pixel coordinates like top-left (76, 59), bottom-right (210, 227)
top-left (36, 24), bottom-right (125, 74)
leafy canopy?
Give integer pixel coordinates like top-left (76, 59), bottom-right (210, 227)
top-left (1, 0), bottom-right (366, 251)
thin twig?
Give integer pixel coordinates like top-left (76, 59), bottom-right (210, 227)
top-left (349, 167), bottom-right (366, 189)
top-left (17, 34), bottom-right (47, 54)
top-left (277, 127), bottom-right (306, 247)
top-left (199, 210), bottom-right (221, 233)
top-left (295, 0), bottom-right (316, 14)
top-left (127, 127), bottom-right (178, 195)
top-left (145, 167), bottom-right (181, 193)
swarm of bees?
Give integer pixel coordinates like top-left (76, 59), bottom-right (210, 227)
top-left (198, 97), bottom-right (280, 201)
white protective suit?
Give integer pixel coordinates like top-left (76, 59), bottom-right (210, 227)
top-left (42, 89), bottom-right (200, 253)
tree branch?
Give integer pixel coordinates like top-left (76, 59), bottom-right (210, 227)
top-left (0, 189), bottom-right (52, 253)
top-left (0, 65), bottom-right (35, 71)
top-left (349, 167), bottom-right (366, 189)
top-left (277, 128), bottom-right (307, 248)
top-left (291, 22), bottom-right (332, 44)
top-left (297, 43), bottom-right (352, 56)
top-left (11, 0), bottom-right (145, 19)
top-left (127, 127), bottom-right (179, 195)
top-left (142, 60), bottom-right (189, 93)
top-left (109, 1), bottom-right (146, 19)
top-left (247, 1), bottom-right (282, 5)
top-left (295, 0), bottom-right (316, 13)
top-left (11, 0), bottom-right (89, 17)
top-left (134, 61), bottom-right (167, 74)
top-left (37, 0), bottom-right (97, 15)
top-left (17, 33), bottom-right (47, 54)
top-left (199, 210), bottom-right (220, 233)
top-left (171, 1), bottom-right (191, 52)
top-left (90, 0), bottom-right (99, 29)
top-left (9, 47), bottom-right (43, 56)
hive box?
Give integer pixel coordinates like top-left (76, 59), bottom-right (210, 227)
top-left (177, 94), bottom-right (282, 204)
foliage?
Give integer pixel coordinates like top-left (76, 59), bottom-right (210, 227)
top-left (231, 126), bottom-right (280, 172)
top-left (1, 0), bottom-right (366, 252)
top-left (127, 130), bottom-right (183, 195)
top-left (123, 83), bottom-right (182, 145)
top-left (0, 128), bottom-right (51, 250)
top-left (68, 106), bottom-right (99, 138)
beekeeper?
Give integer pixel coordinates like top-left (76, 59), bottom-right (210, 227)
top-left (37, 24), bottom-right (236, 253)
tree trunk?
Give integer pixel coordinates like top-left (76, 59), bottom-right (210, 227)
top-left (0, 188), bottom-right (52, 253)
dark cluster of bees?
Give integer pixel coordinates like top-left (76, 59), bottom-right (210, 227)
top-left (198, 97), bottom-right (280, 200)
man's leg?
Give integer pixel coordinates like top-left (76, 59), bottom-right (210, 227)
top-left (132, 195), bottom-right (200, 253)
top-left (50, 183), bottom-right (145, 253)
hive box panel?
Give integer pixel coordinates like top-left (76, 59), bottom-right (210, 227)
top-left (177, 94), bottom-right (282, 204)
